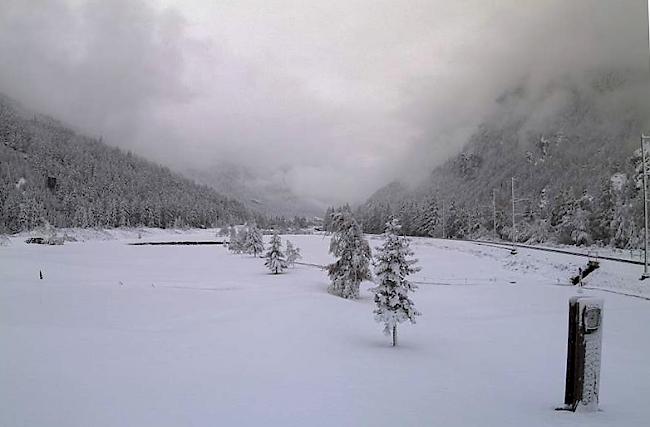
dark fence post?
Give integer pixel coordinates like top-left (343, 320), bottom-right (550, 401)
top-left (562, 296), bottom-right (604, 412)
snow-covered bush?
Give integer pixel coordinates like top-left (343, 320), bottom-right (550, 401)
top-left (372, 218), bottom-right (420, 346)
top-left (264, 232), bottom-right (287, 274)
top-left (227, 226), bottom-right (244, 254)
top-left (39, 221), bottom-right (64, 245)
top-left (285, 240), bottom-right (302, 267)
top-left (327, 208), bottom-right (372, 299)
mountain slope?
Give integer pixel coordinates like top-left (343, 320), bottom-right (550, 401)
top-left (0, 95), bottom-right (252, 232)
top-left (355, 70), bottom-right (648, 248)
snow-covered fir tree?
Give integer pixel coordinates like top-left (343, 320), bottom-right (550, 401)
top-left (415, 197), bottom-right (439, 237)
top-left (323, 207), bottom-right (335, 232)
top-left (264, 232), bottom-right (287, 274)
top-left (327, 208), bottom-right (372, 299)
top-left (285, 240), bottom-right (302, 267)
top-left (372, 218), bottom-right (421, 347)
top-left (244, 223), bottom-right (265, 257)
top-left (445, 201), bottom-right (469, 239)
top-left (396, 199), bottom-right (418, 236)
top-left (238, 225), bottom-right (250, 251)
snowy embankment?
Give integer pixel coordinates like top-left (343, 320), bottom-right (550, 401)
top-left (1, 230), bottom-right (649, 426)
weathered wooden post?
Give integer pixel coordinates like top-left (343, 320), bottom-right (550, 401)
top-left (561, 296), bottom-right (604, 412)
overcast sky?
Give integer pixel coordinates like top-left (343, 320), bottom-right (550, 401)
top-left (0, 0), bottom-right (647, 204)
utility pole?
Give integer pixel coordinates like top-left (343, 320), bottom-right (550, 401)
top-left (511, 177), bottom-right (517, 255)
top-left (641, 134), bottom-right (650, 279)
top-left (642, 0), bottom-right (650, 279)
top-left (492, 189), bottom-right (497, 241)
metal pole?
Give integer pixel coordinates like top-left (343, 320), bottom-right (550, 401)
top-left (641, 134), bottom-right (649, 279)
top-left (492, 189), bottom-right (497, 241)
top-left (640, 1), bottom-right (650, 279)
top-left (510, 176), bottom-right (517, 253)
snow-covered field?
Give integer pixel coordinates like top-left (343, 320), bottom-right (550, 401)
top-left (1, 229), bottom-right (649, 426)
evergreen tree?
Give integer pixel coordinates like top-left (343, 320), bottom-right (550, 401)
top-left (264, 232), bottom-right (287, 274)
top-left (550, 189), bottom-right (577, 244)
top-left (327, 208), bottom-right (372, 299)
top-left (415, 197), bottom-right (439, 237)
top-left (590, 179), bottom-right (616, 245)
top-left (292, 216), bottom-right (307, 229)
top-left (570, 191), bottom-right (593, 246)
top-left (360, 200), bottom-right (391, 234)
top-left (228, 226), bottom-right (244, 254)
top-left (244, 223), bottom-right (265, 257)
top-left (396, 199), bottom-right (418, 236)
top-left (446, 201), bottom-right (468, 239)
top-left (372, 218), bottom-right (421, 346)
top-left (523, 188), bottom-right (550, 243)
top-left (285, 240), bottom-right (302, 267)
top-left (323, 207), bottom-right (335, 232)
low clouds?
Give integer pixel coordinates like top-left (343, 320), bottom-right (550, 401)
top-left (0, 0), bottom-right (647, 204)
top-left (0, 0), bottom-right (189, 152)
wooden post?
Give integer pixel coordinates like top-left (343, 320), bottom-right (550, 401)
top-left (562, 297), bottom-right (604, 411)
top-left (392, 325), bottom-right (397, 347)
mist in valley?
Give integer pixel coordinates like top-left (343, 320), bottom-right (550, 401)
top-left (1, 0), bottom-right (647, 210)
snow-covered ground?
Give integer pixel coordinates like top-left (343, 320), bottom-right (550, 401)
top-left (1, 229), bottom-right (649, 426)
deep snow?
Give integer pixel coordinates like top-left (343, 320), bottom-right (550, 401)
top-left (1, 229), bottom-right (649, 426)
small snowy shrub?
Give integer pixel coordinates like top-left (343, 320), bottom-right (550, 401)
top-left (40, 221), bottom-right (64, 245)
top-left (228, 226), bottom-right (244, 254)
top-left (285, 240), bottom-right (302, 267)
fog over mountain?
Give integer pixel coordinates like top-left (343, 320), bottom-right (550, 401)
top-left (0, 0), bottom-right (648, 209)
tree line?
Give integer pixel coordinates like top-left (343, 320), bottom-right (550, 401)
top-left (348, 163), bottom-right (642, 248)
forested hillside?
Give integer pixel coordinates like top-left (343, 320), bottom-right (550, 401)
top-left (354, 70), bottom-right (649, 249)
top-left (0, 95), bottom-right (252, 232)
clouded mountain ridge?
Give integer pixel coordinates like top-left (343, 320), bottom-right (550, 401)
top-left (355, 68), bottom-right (649, 248)
top-left (185, 163), bottom-right (327, 218)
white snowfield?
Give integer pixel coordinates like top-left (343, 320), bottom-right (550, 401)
top-left (1, 229), bottom-right (649, 427)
